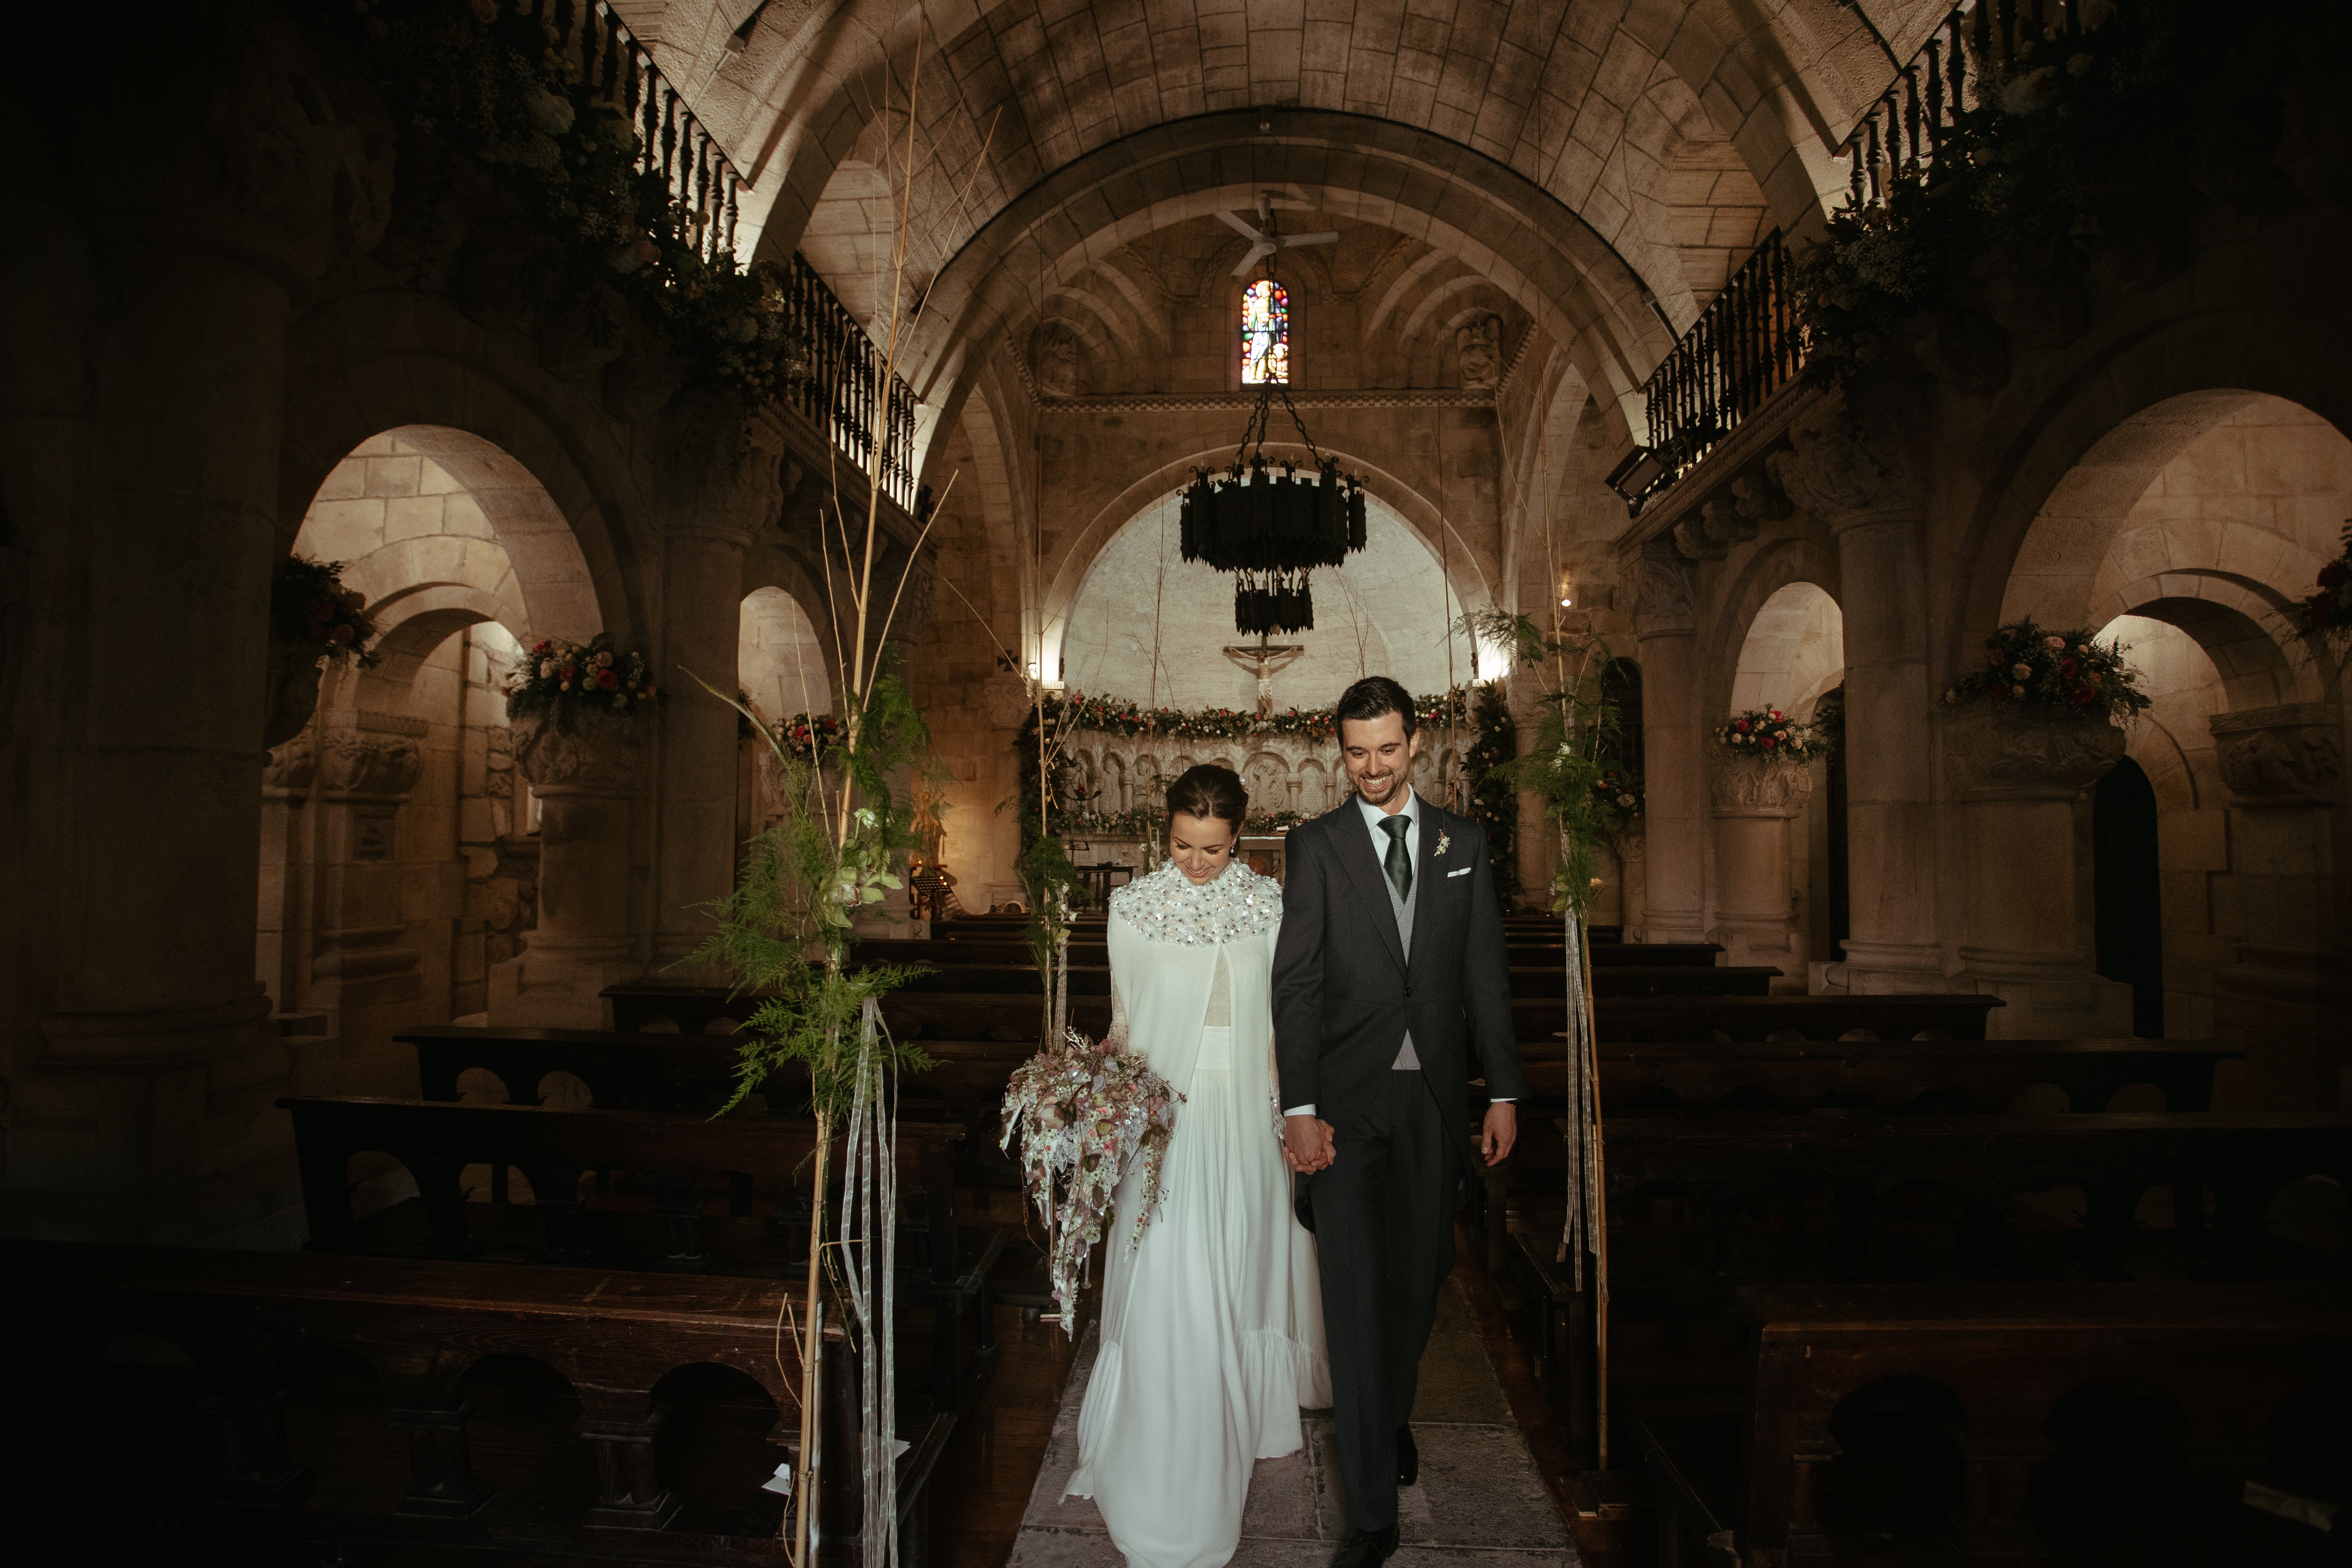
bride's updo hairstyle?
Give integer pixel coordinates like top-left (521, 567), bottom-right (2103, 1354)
top-left (1166, 764), bottom-right (1249, 830)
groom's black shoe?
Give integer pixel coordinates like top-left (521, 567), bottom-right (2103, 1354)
top-left (1331, 1523), bottom-right (1400, 1567)
top-left (1396, 1424), bottom-right (1418, 1487)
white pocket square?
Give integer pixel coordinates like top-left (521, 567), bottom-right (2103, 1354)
top-left (1446, 866), bottom-right (1474, 878)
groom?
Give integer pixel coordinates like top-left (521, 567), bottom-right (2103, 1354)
top-left (1273, 675), bottom-right (1524, 1565)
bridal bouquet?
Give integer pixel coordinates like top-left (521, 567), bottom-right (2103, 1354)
top-left (999, 1026), bottom-right (1183, 1335)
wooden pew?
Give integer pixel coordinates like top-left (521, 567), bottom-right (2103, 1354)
top-left (1518, 965), bottom-right (1779, 998)
top-left (1509, 1038), bottom-right (2246, 1117)
top-left (1503, 1106), bottom-right (2343, 1463)
top-left (0, 1239), bottom-right (948, 1560)
top-left (609, 982), bottom-right (1992, 1048)
top-left (1641, 1281), bottom-right (2352, 1566)
top-left (1525, 992), bottom-right (2006, 1043)
top-left (279, 1094), bottom-right (995, 1415)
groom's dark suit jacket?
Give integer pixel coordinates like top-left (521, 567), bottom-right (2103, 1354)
top-left (1272, 794), bottom-right (1526, 1182)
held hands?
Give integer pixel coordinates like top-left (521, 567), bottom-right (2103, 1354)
top-left (1480, 1101), bottom-right (1518, 1167)
top-left (1282, 1115), bottom-right (1337, 1174)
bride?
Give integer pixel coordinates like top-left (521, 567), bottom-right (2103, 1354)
top-left (1065, 763), bottom-right (1331, 1567)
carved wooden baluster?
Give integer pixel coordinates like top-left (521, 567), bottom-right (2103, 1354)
top-left (525, 1165), bottom-right (594, 1264)
top-left (200, 1348), bottom-right (311, 1507)
top-left (582, 1398), bottom-right (683, 1529)
top-left (388, 1396), bottom-right (496, 1517)
top-left (413, 1154), bottom-right (476, 1257)
top-left (651, 1171), bottom-right (714, 1269)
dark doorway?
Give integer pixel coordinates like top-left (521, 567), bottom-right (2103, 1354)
top-left (1600, 658), bottom-right (1644, 776)
top-left (2093, 756), bottom-right (2164, 1038)
top-left (1819, 686), bottom-right (1850, 959)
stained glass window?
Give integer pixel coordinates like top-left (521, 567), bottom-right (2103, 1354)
top-left (1241, 280), bottom-right (1289, 385)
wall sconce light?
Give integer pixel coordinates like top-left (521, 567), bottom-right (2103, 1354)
top-left (1605, 447), bottom-right (1671, 516)
top-left (1557, 569), bottom-right (1575, 609)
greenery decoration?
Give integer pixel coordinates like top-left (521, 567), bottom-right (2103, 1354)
top-left (504, 633), bottom-right (659, 727)
top-left (1474, 613), bottom-right (1629, 919)
top-left (1794, 0), bottom-right (2260, 393)
top-left (1464, 680), bottom-right (1519, 898)
top-left (272, 555), bottom-right (380, 668)
top-left (686, 674), bottom-right (937, 1118)
top-left (1712, 705), bottom-right (1827, 764)
top-left (2300, 523), bottom-right (2352, 639)
top-left (318, 0), bottom-right (808, 407)
top-left (1041, 686), bottom-right (1476, 741)
top-left (1942, 618), bottom-right (2153, 722)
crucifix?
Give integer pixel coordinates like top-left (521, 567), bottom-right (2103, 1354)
top-left (1222, 633), bottom-right (1306, 718)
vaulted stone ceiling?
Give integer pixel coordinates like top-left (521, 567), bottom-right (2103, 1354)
top-left (631, 0), bottom-right (1954, 435)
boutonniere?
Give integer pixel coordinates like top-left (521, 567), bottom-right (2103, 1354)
top-left (1433, 830), bottom-right (1452, 859)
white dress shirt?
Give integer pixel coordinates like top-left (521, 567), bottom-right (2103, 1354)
top-left (1283, 789), bottom-right (1512, 1119)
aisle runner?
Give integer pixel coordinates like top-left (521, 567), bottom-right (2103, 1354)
top-left (1007, 1276), bottom-right (1577, 1566)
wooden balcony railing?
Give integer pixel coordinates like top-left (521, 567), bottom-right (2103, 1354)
top-left (1638, 229), bottom-right (1800, 491)
top-left (520, 2), bottom-right (923, 514)
top-left (529, 0), bottom-right (741, 263)
top-left (1633, 0), bottom-right (2098, 508)
top-left (782, 255), bottom-right (924, 518)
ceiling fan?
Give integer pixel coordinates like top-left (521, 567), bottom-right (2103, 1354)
top-left (1217, 192), bottom-right (1338, 277)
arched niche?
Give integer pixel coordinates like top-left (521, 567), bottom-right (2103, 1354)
top-left (738, 585), bottom-right (833, 722)
top-left (1730, 581), bottom-right (1846, 720)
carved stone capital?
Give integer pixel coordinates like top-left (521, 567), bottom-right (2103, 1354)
top-left (655, 390), bottom-right (782, 544)
top-left (2210, 704), bottom-right (2344, 805)
top-left (317, 728), bottom-right (423, 800)
top-left (1632, 538), bottom-right (1697, 638)
top-left (1709, 755), bottom-right (1813, 815)
top-left (264, 729), bottom-right (317, 793)
top-left (1769, 394), bottom-right (1919, 526)
top-left (510, 707), bottom-right (647, 794)
top-left (1940, 704), bottom-right (2126, 801)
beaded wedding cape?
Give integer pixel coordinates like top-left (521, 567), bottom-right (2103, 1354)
top-left (1108, 858), bottom-right (1284, 946)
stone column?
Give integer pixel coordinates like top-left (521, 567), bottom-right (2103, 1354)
top-left (11, 16), bottom-right (391, 1240)
top-left (649, 398), bottom-right (778, 972)
top-left (1633, 541), bottom-right (1706, 941)
top-left (1772, 399), bottom-right (1945, 991)
top-left (492, 711), bottom-right (648, 1028)
top-left (2208, 704), bottom-right (2345, 1105)
top-left (1709, 756), bottom-right (1812, 971)
top-left (1943, 704), bottom-right (2133, 1038)
top-left (301, 707), bottom-right (428, 1092)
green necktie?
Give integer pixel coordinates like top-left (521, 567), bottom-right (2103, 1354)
top-left (1381, 815), bottom-right (1412, 905)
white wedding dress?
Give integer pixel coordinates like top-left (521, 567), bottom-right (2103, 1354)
top-left (1064, 858), bottom-right (1331, 1568)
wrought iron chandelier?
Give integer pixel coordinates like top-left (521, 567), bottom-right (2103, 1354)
top-left (1178, 378), bottom-right (1369, 635)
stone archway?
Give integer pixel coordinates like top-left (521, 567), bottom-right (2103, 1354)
top-left (1963, 393), bottom-right (2350, 1072)
top-left (1711, 579), bottom-right (1845, 976)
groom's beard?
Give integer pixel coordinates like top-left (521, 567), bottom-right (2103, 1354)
top-left (1351, 765), bottom-right (1404, 805)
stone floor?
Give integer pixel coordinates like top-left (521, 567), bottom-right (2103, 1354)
top-left (1007, 1277), bottom-right (1577, 1567)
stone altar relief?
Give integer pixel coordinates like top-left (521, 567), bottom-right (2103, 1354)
top-left (1057, 487), bottom-right (1482, 712)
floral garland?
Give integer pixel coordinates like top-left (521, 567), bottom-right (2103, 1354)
top-left (1943, 619), bottom-right (2152, 722)
top-left (1713, 706), bottom-right (1825, 763)
top-left (272, 556), bottom-right (380, 668)
top-left (505, 632), bottom-right (661, 724)
top-left (321, 0), bottom-right (808, 409)
top-left (1043, 685), bottom-right (1479, 742)
top-left (2300, 523), bottom-right (2352, 639)
top-left (999, 1025), bottom-right (1183, 1336)
top-left (1794, 0), bottom-right (2258, 394)
top-left (1052, 806), bottom-right (1309, 839)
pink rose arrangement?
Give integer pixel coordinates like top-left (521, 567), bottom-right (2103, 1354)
top-left (1000, 1025), bottom-right (1184, 1335)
